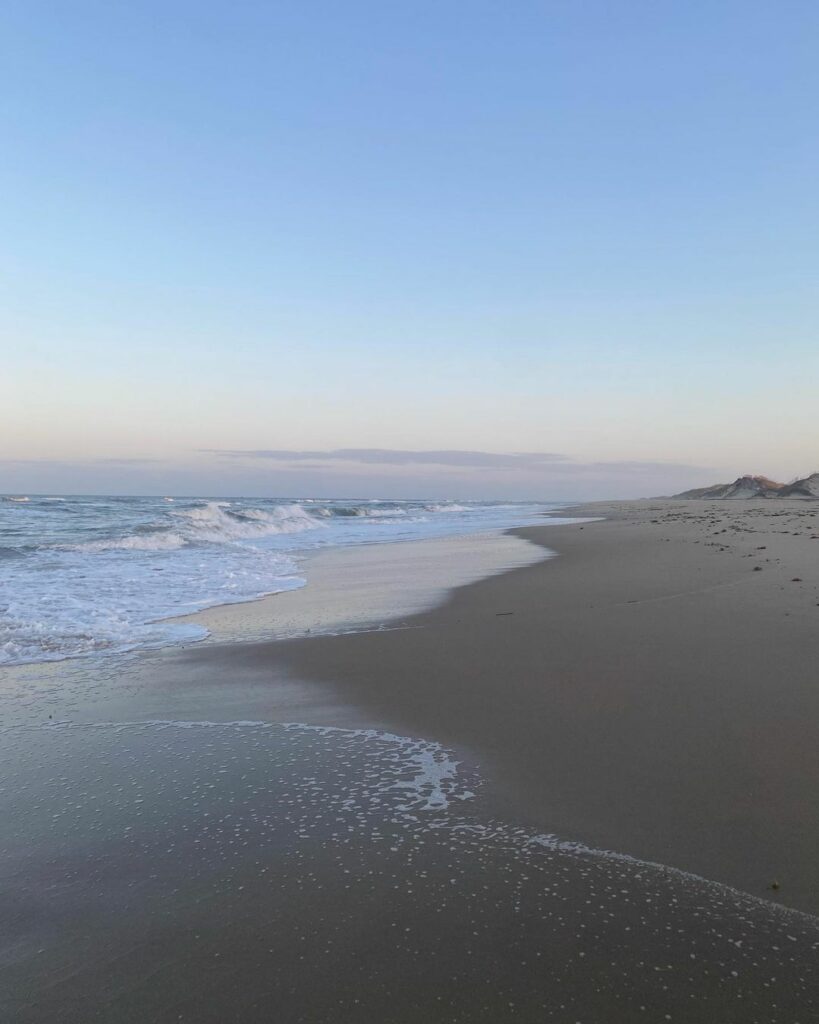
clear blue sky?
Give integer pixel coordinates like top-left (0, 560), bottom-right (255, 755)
top-left (2, 1), bottom-right (818, 498)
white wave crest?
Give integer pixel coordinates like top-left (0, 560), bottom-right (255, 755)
top-left (70, 502), bottom-right (323, 554)
top-left (78, 532), bottom-right (187, 552)
top-left (172, 501), bottom-right (322, 542)
top-left (2, 495), bottom-right (550, 665)
top-left (364, 507), bottom-right (408, 517)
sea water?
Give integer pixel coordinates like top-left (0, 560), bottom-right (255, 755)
top-left (0, 494), bottom-right (560, 665)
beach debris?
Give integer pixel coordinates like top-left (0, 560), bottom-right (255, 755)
top-left (770, 880), bottom-right (781, 891)
top-left (792, 578), bottom-right (803, 582)
top-left (753, 566), bottom-right (763, 571)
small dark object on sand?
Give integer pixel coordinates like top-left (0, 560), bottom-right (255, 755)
top-left (753, 566), bottom-right (763, 571)
top-left (771, 880), bottom-right (781, 891)
top-left (792, 578), bottom-right (803, 582)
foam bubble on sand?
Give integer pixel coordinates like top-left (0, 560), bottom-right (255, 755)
top-left (21, 716), bottom-right (819, 927)
top-left (36, 718), bottom-right (469, 813)
top-left (22, 716), bottom-right (819, 930)
top-left (6, 715), bottom-right (819, 1020)
top-left (43, 718), bottom-right (273, 733)
top-left (283, 723), bottom-right (467, 811)
top-left (31, 720), bottom-right (470, 815)
top-left (23, 715), bottom-right (819, 937)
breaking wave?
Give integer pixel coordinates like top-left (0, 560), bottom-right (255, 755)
top-left (0, 495), bottom-right (553, 665)
top-left (72, 502), bottom-right (322, 552)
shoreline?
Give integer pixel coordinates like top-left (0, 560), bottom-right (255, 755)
top-left (168, 526), bottom-right (560, 647)
top-left (1, 523), bottom-right (566, 730)
top-left (11, 496), bottom-right (819, 914)
top-left (0, 503), bottom-right (577, 671)
top-left (8, 497), bottom-right (819, 913)
top-left (0, 497), bottom-right (569, 671)
top-left (5, 498), bottom-right (819, 1020)
top-left (191, 496), bottom-right (819, 914)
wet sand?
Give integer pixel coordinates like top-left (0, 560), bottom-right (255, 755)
top-left (4, 499), bottom-right (819, 1022)
top-left (268, 499), bottom-right (819, 913)
top-left (171, 528), bottom-right (554, 645)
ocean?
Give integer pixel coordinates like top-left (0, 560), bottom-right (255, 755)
top-left (0, 494), bottom-right (556, 665)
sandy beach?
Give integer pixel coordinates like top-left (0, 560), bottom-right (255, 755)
top-left (4, 500), bottom-right (819, 1022)
top-left (273, 498), bottom-right (819, 912)
top-left (10, 5), bottom-right (816, 1019)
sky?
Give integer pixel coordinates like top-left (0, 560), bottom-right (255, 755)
top-left (2, 1), bottom-right (818, 499)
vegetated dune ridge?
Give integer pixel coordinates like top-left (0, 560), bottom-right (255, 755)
top-left (674, 471), bottom-right (819, 499)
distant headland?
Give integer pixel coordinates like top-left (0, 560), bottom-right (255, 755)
top-left (673, 472), bottom-right (819, 499)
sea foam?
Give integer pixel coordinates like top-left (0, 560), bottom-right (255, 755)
top-left (0, 496), bottom-right (555, 665)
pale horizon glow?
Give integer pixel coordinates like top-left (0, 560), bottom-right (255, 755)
top-left (0, 447), bottom-right (813, 502)
top-left (3, 2), bottom-right (818, 498)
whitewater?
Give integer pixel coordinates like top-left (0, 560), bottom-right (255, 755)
top-left (0, 495), bottom-right (555, 665)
